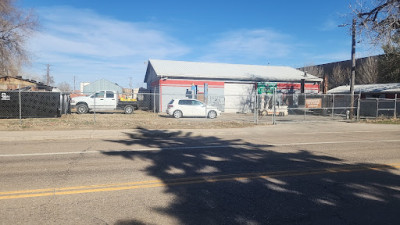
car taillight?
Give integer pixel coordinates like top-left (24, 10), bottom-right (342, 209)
top-left (167, 104), bottom-right (173, 108)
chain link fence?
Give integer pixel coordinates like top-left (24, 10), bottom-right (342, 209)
top-left (0, 91), bottom-right (70, 119)
top-left (1, 90), bottom-right (398, 125)
top-left (359, 95), bottom-right (399, 119)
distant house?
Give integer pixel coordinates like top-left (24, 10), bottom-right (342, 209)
top-left (82, 79), bottom-right (123, 94)
top-left (0, 76), bottom-right (55, 91)
top-left (328, 83), bottom-right (400, 99)
top-left (144, 59), bottom-right (322, 113)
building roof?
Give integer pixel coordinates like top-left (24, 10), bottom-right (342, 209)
top-left (145, 59), bottom-right (322, 83)
top-left (328, 83), bottom-right (400, 94)
top-left (0, 76), bottom-right (55, 91)
top-left (82, 79), bottom-right (122, 93)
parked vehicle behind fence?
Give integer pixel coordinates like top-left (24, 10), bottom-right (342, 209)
top-left (70, 90), bottom-right (139, 114)
top-left (166, 99), bottom-right (221, 119)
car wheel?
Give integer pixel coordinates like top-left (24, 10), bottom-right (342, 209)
top-left (76, 104), bottom-right (88, 114)
top-left (173, 110), bottom-right (182, 118)
top-left (208, 110), bottom-right (217, 119)
top-left (124, 105), bottom-right (134, 114)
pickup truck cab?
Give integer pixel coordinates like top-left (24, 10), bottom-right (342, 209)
top-left (70, 90), bottom-right (139, 114)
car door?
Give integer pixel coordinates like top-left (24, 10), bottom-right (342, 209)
top-left (104, 91), bottom-right (117, 110)
top-left (178, 100), bottom-right (192, 116)
top-left (191, 100), bottom-right (206, 117)
top-left (91, 91), bottom-right (105, 110)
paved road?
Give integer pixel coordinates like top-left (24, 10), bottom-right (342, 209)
top-left (0, 122), bottom-right (399, 225)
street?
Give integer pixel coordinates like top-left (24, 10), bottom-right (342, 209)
top-left (1, 122), bottom-right (400, 225)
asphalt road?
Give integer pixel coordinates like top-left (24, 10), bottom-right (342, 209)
top-left (0, 122), bottom-right (399, 225)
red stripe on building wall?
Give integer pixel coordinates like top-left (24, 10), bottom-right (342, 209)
top-left (277, 83), bottom-right (319, 91)
top-left (159, 79), bottom-right (225, 87)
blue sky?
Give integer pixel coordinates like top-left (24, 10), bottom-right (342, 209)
top-left (19, 0), bottom-right (381, 89)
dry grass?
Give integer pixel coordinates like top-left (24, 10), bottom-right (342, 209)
top-left (0, 111), bottom-right (255, 131)
top-left (363, 117), bottom-right (400, 125)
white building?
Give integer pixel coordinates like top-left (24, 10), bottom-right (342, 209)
top-left (144, 59), bottom-right (322, 113)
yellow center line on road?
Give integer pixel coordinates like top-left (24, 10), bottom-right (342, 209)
top-left (1, 163), bottom-right (400, 200)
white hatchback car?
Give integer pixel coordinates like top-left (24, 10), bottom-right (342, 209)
top-left (166, 99), bottom-right (221, 119)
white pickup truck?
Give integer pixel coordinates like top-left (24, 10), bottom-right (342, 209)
top-left (70, 90), bottom-right (140, 114)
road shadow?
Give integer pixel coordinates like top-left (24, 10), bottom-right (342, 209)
top-left (103, 127), bottom-right (400, 225)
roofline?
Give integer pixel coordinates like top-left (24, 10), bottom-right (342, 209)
top-left (158, 77), bottom-right (321, 83)
top-left (146, 59), bottom-right (323, 83)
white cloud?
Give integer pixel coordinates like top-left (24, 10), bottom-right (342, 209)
top-left (320, 19), bottom-right (339, 31)
top-left (25, 6), bottom-right (189, 87)
top-left (198, 29), bottom-right (292, 64)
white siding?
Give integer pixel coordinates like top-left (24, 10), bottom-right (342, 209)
top-left (224, 83), bottom-right (255, 113)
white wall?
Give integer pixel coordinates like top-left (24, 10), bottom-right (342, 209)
top-left (224, 83), bottom-right (255, 113)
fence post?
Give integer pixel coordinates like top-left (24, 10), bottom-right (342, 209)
top-left (93, 94), bottom-right (96, 125)
top-left (357, 92), bottom-right (361, 121)
top-left (395, 94), bottom-right (397, 119)
top-left (254, 94), bottom-right (258, 124)
top-left (153, 90), bottom-right (156, 114)
top-left (273, 89), bottom-right (276, 125)
top-left (19, 89), bottom-right (22, 125)
top-left (332, 94), bottom-right (335, 118)
top-left (304, 93), bottom-right (307, 120)
top-left (376, 98), bottom-right (379, 118)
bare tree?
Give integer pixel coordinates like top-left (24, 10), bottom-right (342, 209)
top-left (356, 56), bottom-right (379, 84)
top-left (57, 82), bottom-right (71, 92)
top-left (331, 64), bottom-right (350, 88)
top-left (301, 64), bottom-right (325, 78)
top-left (353, 0), bottom-right (400, 47)
top-left (0, 0), bottom-right (38, 76)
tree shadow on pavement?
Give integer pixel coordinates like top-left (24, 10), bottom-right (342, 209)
top-left (103, 127), bottom-right (400, 225)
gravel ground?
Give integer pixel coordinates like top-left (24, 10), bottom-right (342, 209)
top-left (1, 110), bottom-right (396, 131)
top-left (0, 110), bottom-right (256, 131)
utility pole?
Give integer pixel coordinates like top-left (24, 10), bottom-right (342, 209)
top-left (339, 18), bottom-right (357, 120)
top-left (350, 18), bottom-right (356, 119)
top-left (46, 64), bottom-right (51, 86)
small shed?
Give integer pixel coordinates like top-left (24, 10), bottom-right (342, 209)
top-left (82, 79), bottom-right (123, 94)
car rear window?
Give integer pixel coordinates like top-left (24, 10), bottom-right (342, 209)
top-left (168, 99), bottom-right (174, 104)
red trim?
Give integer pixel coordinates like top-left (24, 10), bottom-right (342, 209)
top-left (277, 83), bottom-right (319, 91)
top-left (159, 79), bottom-right (224, 88)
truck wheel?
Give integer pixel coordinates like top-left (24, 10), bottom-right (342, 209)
top-left (173, 110), bottom-right (182, 118)
top-left (124, 105), bottom-right (134, 114)
top-left (76, 104), bottom-right (88, 114)
top-left (208, 110), bottom-right (217, 119)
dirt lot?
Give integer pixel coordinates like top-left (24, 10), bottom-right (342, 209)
top-left (0, 111), bottom-right (256, 131)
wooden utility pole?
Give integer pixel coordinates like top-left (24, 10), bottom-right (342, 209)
top-left (46, 64), bottom-right (51, 86)
top-left (350, 18), bottom-right (356, 119)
